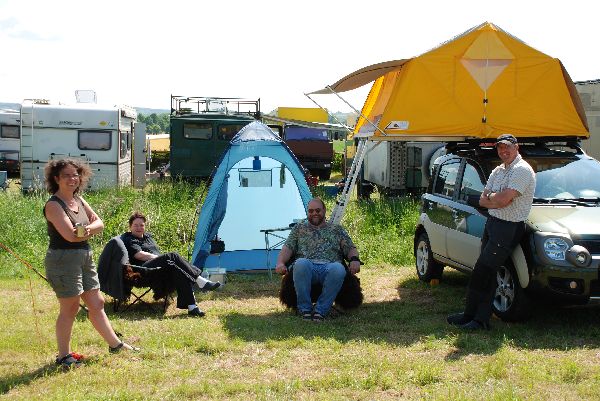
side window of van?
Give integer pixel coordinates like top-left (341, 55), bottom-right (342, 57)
top-left (218, 124), bottom-right (246, 141)
top-left (184, 123), bottom-right (212, 139)
top-left (1, 125), bottom-right (19, 138)
top-left (79, 130), bottom-right (111, 150)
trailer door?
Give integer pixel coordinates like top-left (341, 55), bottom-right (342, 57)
top-left (133, 122), bottom-right (146, 188)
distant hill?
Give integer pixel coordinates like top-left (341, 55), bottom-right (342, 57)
top-left (135, 107), bottom-right (170, 115)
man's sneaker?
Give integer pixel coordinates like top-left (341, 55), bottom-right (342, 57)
top-left (460, 319), bottom-right (491, 331)
top-left (301, 311), bottom-right (313, 321)
top-left (446, 312), bottom-right (472, 326)
top-left (312, 312), bottom-right (325, 322)
top-left (188, 307), bottom-right (206, 317)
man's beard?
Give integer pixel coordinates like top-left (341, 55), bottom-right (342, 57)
top-left (309, 214), bottom-right (324, 226)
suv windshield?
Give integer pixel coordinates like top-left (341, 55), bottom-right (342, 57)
top-left (532, 158), bottom-right (600, 199)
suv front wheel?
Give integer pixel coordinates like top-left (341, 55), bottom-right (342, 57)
top-left (415, 232), bottom-right (444, 282)
top-left (492, 262), bottom-right (530, 321)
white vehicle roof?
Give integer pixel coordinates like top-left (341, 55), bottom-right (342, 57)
top-left (20, 100), bottom-right (136, 130)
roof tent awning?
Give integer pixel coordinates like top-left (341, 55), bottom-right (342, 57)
top-left (307, 59), bottom-right (410, 94)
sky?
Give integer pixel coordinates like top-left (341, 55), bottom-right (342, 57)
top-left (1, 0), bottom-right (599, 114)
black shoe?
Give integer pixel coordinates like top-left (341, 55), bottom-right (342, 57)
top-left (446, 312), bottom-right (472, 326)
top-left (460, 319), bottom-right (490, 331)
top-left (200, 281), bottom-right (221, 292)
top-left (188, 307), bottom-right (206, 317)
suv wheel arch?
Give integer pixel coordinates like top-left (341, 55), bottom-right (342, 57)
top-left (510, 244), bottom-right (530, 288)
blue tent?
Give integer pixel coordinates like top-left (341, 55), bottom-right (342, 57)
top-left (192, 121), bottom-right (313, 271)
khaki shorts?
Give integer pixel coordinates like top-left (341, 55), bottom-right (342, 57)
top-left (45, 248), bottom-right (99, 298)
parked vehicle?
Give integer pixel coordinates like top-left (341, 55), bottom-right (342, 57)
top-left (414, 140), bottom-right (600, 321)
top-left (0, 108), bottom-right (20, 174)
top-left (19, 98), bottom-right (144, 191)
top-left (575, 79), bottom-right (600, 161)
top-left (283, 124), bottom-right (333, 180)
top-left (169, 96), bottom-right (259, 179)
top-left (359, 140), bottom-right (444, 197)
top-left (268, 107), bottom-right (334, 181)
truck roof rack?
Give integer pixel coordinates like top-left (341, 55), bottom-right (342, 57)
top-left (170, 95), bottom-right (261, 118)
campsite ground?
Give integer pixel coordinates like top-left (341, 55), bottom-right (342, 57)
top-left (2, 181), bottom-right (600, 400)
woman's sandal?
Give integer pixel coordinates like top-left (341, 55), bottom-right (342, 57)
top-left (109, 342), bottom-right (141, 354)
top-left (55, 352), bottom-right (84, 368)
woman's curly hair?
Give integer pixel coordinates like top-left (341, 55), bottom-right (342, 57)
top-left (44, 158), bottom-right (92, 194)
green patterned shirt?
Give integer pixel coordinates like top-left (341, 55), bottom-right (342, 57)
top-left (284, 220), bottom-right (355, 263)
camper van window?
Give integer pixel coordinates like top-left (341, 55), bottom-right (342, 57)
top-left (184, 123), bottom-right (212, 140)
top-left (119, 131), bottom-right (130, 158)
top-left (1, 125), bottom-right (19, 139)
top-left (78, 130), bottom-right (111, 150)
top-left (238, 169), bottom-right (272, 187)
top-left (218, 124), bottom-right (246, 141)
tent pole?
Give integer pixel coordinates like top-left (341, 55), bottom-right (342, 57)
top-left (305, 87), bottom-right (387, 137)
top-left (303, 92), bottom-right (353, 134)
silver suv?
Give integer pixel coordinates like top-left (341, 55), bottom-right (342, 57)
top-left (414, 140), bottom-right (600, 321)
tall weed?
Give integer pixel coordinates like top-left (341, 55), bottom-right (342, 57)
top-left (0, 181), bottom-right (418, 278)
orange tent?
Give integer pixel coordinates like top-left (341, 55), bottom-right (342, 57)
top-left (311, 22), bottom-right (588, 140)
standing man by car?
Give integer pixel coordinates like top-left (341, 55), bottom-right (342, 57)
top-left (275, 198), bottom-right (361, 322)
top-left (447, 134), bottom-right (536, 330)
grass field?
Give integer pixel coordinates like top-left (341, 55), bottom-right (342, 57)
top-left (2, 181), bottom-right (600, 400)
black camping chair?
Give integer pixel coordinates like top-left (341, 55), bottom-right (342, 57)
top-left (97, 236), bottom-right (176, 312)
top-left (278, 254), bottom-right (364, 312)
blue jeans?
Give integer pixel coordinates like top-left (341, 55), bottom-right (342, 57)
top-left (292, 258), bottom-right (346, 316)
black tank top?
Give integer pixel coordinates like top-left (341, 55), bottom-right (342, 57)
top-left (44, 195), bottom-right (91, 250)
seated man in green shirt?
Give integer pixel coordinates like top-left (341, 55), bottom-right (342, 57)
top-left (275, 198), bottom-right (361, 322)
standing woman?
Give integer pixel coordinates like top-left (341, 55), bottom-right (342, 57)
top-left (43, 159), bottom-right (138, 368)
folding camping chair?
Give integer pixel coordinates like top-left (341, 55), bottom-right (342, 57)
top-left (278, 253), bottom-right (364, 311)
top-left (97, 236), bottom-right (176, 312)
top-left (260, 225), bottom-right (293, 278)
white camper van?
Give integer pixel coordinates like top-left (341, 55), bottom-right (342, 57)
top-left (575, 80), bottom-right (600, 160)
top-left (0, 108), bottom-right (20, 174)
top-left (19, 99), bottom-right (145, 191)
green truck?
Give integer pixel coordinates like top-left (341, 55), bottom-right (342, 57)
top-left (169, 96), bottom-right (263, 179)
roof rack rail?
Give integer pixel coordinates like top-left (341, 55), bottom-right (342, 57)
top-left (170, 95), bottom-right (261, 118)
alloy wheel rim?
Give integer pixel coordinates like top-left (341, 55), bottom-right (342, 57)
top-left (417, 241), bottom-right (428, 275)
top-left (493, 266), bottom-right (514, 312)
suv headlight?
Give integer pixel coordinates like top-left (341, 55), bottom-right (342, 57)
top-left (543, 237), bottom-right (569, 260)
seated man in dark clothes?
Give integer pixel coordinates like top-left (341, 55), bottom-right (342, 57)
top-left (121, 211), bottom-right (220, 317)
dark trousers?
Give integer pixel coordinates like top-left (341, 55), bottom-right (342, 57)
top-left (464, 216), bottom-right (525, 323)
top-left (142, 252), bottom-right (202, 309)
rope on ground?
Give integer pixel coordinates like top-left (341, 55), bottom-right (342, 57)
top-left (0, 241), bottom-right (46, 343)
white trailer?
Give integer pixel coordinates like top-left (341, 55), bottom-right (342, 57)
top-left (360, 140), bottom-right (444, 197)
top-left (575, 80), bottom-right (600, 160)
top-left (0, 108), bottom-right (20, 173)
top-left (19, 99), bottom-right (146, 191)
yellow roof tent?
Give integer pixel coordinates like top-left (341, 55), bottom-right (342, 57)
top-left (310, 22), bottom-right (588, 141)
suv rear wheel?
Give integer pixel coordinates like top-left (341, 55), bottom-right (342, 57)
top-left (492, 262), bottom-right (530, 321)
top-left (415, 232), bottom-right (444, 282)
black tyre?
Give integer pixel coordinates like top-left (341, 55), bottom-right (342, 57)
top-left (415, 233), bottom-right (444, 282)
top-left (492, 262), bottom-right (530, 321)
